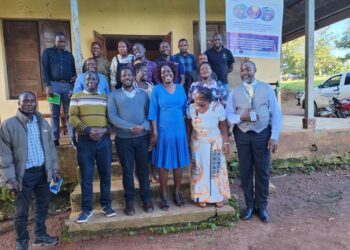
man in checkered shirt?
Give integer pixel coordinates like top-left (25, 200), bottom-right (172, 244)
top-left (174, 38), bottom-right (197, 93)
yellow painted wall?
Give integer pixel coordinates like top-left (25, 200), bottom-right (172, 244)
top-left (0, 0), bottom-right (280, 121)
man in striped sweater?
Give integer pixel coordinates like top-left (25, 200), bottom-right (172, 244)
top-left (69, 71), bottom-right (115, 223)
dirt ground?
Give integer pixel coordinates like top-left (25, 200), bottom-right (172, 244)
top-left (1, 169), bottom-right (349, 250)
top-left (281, 89), bottom-right (304, 116)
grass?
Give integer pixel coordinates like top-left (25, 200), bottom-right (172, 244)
top-left (280, 76), bottom-right (328, 91)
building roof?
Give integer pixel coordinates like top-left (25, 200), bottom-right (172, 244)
top-left (283, 0), bottom-right (350, 43)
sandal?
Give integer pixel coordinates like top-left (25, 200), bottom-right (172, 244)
top-left (173, 192), bottom-right (185, 208)
top-left (197, 202), bottom-right (206, 208)
top-left (215, 201), bottom-right (224, 208)
top-left (160, 195), bottom-right (170, 211)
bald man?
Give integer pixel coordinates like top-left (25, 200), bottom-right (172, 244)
top-left (226, 61), bottom-right (282, 223)
top-left (0, 91), bottom-right (60, 249)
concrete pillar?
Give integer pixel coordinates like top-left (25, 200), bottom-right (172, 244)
top-left (70, 0), bottom-right (83, 75)
top-left (303, 0), bottom-right (316, 129)
top-left (199, 0), bottom-right (207, 53)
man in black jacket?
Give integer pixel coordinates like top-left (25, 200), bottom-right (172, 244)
top-left (42, 32), bottom-right (76, 146)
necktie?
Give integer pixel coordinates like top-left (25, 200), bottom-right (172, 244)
top-left (246, 84), bottom-right (254, 98)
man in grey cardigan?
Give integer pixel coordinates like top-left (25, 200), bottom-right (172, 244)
top-left (0, 91), bottom-right (60, 249)
top-left (108, 66), bottom-right (153, 216)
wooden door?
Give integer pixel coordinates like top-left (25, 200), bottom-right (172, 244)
top-left (38, 20), bottom-right (71, 55)
top-left (4, 21), bottom-right (43, 98)
top-left (163, 32), bottom-right (173, 52)
top-left (93, 31), bottom-right (107, 57)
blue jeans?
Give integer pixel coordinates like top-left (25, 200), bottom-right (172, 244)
top-left (233, 126), bottom-right (271, 210)
top-left (50, 81), bottom-right (74, 140)
top-left (115, 135), bottom-right (151, 204)
top-left (15, 166), bottom-right (50, 244)
top-left (77, 134), bottom-right (112, 212)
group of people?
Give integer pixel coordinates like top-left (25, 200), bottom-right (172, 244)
top-left (0, 31), bottom-right (281, 249)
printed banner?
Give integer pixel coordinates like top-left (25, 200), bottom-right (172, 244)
top-left (226, 0), bottom-right (284, 58)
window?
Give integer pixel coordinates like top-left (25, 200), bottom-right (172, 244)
top-left (345, 73), bottom-right (350, 85)
top-left (193, 22), bottom-right (226, 56)
top-left (322, 75), bottom-right (341, 88)
top-left (3, 20), bottom-right (71, 99)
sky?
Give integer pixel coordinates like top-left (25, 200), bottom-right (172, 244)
top-left (316, 18), bottom-right (349, 57)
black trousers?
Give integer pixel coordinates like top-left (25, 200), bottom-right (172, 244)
top-left (233, 126), bottom-right (271, 210)
top-left (15, 166), bottom-right (50, 245)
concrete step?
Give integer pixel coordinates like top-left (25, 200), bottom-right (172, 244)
top-left (76, 161), bottom-right (123, 184)
top-left (66, 198), bottom-right (235, 233)
top-left (70, 174), bottom-right (191, 213)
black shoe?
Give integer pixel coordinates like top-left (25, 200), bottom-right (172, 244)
top-left (241, 207), bottom-right (254, 220)
top-left (124, 202), bottom-right (135, 216)
top-left (258, 209), bottom-right (270, 223)
top-left (173, 192), bottom-right (185, 208)
top-left (54, 140), bottom-right (59, 147)
top-left (32, 234), bottom-right (59, 246)
top-left (143, 200), bottom-right (154, 213)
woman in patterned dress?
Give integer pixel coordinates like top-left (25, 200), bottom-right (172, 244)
top-left (188, 62), bottom-right (228, 107)
top-left (186, 87), bottom-right (231, 208)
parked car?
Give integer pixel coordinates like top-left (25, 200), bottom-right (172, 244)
top-left (297, 72), bottom-right (350, 115)
top-left (281, 72), bottom-right (301, 81)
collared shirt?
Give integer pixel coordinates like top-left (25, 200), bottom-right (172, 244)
top-left (41, 46), bottom-right (76, 86)
top-left (154, 56), bottom-right (185, 83)
top-left (174, 53), bottom-right (197, 87)
top-left (122, 87), bottom-right (137, 99)
top-left (226, 80), bottom-right (282, 141)
top-left (26, 116), bottom-right (45, 169)
top-left (205, 47), bottom-right (234, 84)
top-left (133, 81), bottom-right (154, 97)
top-left (73, 72), bottom-right (110, 95)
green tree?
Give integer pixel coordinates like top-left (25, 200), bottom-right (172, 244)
top-left (282, 37), bottom-right (305, 76)
top-left (335, 24), bottom-right (350, 61)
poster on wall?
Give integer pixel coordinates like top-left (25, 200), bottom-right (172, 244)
top-left (226, 0), bottom-right (284, 58)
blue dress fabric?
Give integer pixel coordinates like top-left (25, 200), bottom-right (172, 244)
top-left (148, 84), bottom-right (190, 169)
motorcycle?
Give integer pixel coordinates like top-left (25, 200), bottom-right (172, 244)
top-left (319, 97), bottom-right (350, 118)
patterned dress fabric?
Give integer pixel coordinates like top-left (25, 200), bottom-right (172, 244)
top-left (187, 102), bottom-right (231, 203)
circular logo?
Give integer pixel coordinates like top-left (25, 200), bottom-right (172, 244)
top-left (261, 7), bottom-right (275, 21)
top-left (233, 4), bottom-right (248, 19)
top-left (247, 5), bottom-right (262, 19)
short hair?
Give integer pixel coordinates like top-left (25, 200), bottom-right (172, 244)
top-left (134, 63), bottom-right (147, 73)
top-left (120, 66), bottom-right (135, 76)
top-left (86, 57), bottom-right (97, 63)
top-left (19, 91), bottom-right (36, 99)
top-left (159, 41), bottom-right (170, 48)
top-left (133, 42), bottom-right (144, 49)
top-left (117, 39), bottom-right (132, 53)
top-left (86, 70), bottom-right (99, 80)
top-left (55, 32), bottom-right (65, 38)
top-left (178, 38), bottom-right (188, 44)
top-left (242, 60), bottom-right (257, 71)
top-left (18, 91), bottom-right (36, 105)
top-left (199, 61), bottom-right (212, 70)
top-left (213, 33), bottom-right (222, 39)
top-left (91, 42), bottom-right (101, 48)
top-left (156, 61), bottom-right (177, 84)
top-left (196, 87), bottom-right (213, 102)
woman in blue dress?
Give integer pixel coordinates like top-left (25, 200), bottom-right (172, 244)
top-left (149, 61), bottom-right (190, 210)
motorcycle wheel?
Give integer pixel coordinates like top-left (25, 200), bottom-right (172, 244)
top-left (336, 110), bottom-right (346, 118)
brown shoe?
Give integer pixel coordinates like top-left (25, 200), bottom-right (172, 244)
top-left (143, 200), bottom-right (154, 213)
